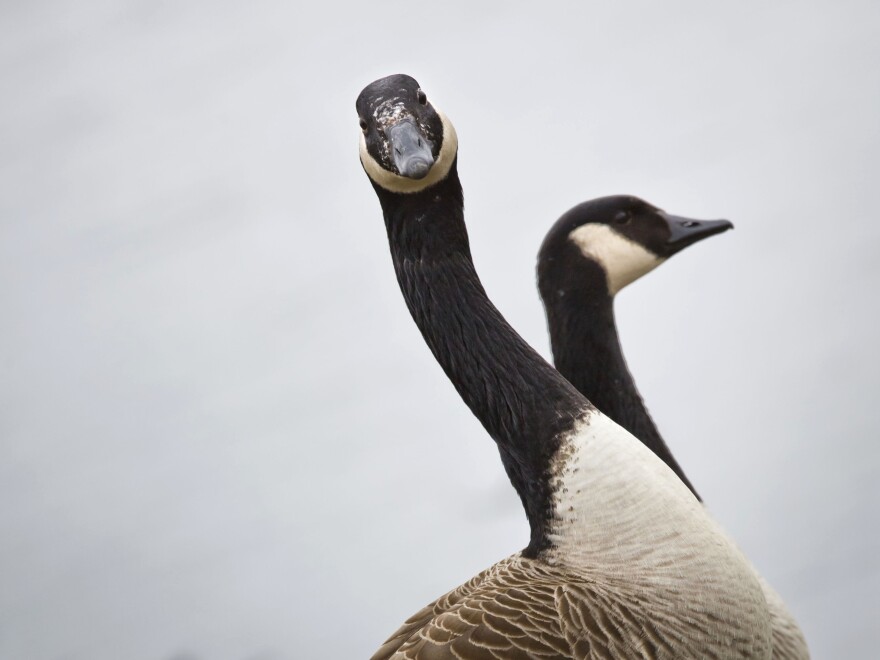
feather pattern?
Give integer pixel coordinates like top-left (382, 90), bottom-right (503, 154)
top-left (357, 77), bottom-right (774, 659)
top-left (536, 196), bottom-right (809, 658)
top-left (373, 554), bottom-right (771, 660)
top-left (761, 578), bottom-right (810, 659)
top-left (373, 412), bottom-right (773, 660)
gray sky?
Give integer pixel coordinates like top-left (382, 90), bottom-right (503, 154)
top-left (2, 1), bottom-right (878, 658)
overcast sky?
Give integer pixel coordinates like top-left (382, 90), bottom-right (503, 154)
top-left (2, 1), bottom-right (878, 658)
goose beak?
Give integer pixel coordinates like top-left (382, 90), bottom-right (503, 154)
top-left (388, 120), bottom-right (435, 179)
top-left (662, 214), bottom-right (734, 254)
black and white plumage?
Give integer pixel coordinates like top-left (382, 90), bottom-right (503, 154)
top-left (357, 74), bottom-right (772, 659)
top-left (537, 196), bottom-right (734, 500)
top-left (537, 196), bottom-right (808, 659)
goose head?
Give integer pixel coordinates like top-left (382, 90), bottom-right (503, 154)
top-left (356, 74), bottom-right (458, 194)
top-left (537, 195), bottom-right (733, 299)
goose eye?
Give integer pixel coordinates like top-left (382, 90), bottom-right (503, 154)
top-left (417, 90), bottom-right (427, 105)
top-left (613, 211), bottom-right (631, 225)
top-left (359, 118), bottom-right (368, 132)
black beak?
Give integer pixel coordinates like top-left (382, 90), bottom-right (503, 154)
top-left (388, 120), bottom-right (434, 179)
top-left (662, 213), bottom-right (734, 255)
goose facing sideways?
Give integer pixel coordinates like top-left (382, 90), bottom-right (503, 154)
top-left (537, 196), bottom-right (808, 659)
top-left (357, 73), bottom-right (772, 659)
top-left (537, 195), bottom-right (734, 500)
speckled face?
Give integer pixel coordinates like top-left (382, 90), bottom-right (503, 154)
top-left (356, 74), bottom-right (458, 194)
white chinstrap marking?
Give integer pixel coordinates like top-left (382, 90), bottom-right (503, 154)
top-left (568, 223), bottom-right (663, 295)
top-left (360, 110), bottom-right (458, 194)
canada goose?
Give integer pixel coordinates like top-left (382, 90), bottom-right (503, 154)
top-left (537, 196), bottom-right (733, 500)
top-left (537, 196), bottom-right (808, 659)
top-left (357, 74), bottom-right (772, 659)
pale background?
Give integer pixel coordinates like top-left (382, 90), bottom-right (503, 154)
top-left (2, 1), bottom-right (878, 658)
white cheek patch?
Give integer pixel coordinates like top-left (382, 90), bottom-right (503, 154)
top-left (359, 110), bottom-right (458, 194)
top-left (568, 224), bottom-right (664, 295)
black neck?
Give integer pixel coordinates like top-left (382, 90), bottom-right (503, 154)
top-left (374, 161), bottom-right (588, 555)
top-left (543, 273), bottom-right (701, 500)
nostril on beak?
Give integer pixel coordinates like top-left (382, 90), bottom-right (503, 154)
top-left (680, 221), bottom-right (700, 228)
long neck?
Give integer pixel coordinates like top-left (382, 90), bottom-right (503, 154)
top-left (375, 163), bottom-right (589, 555)
top-left (546, 285), bottom-right (701, 500)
